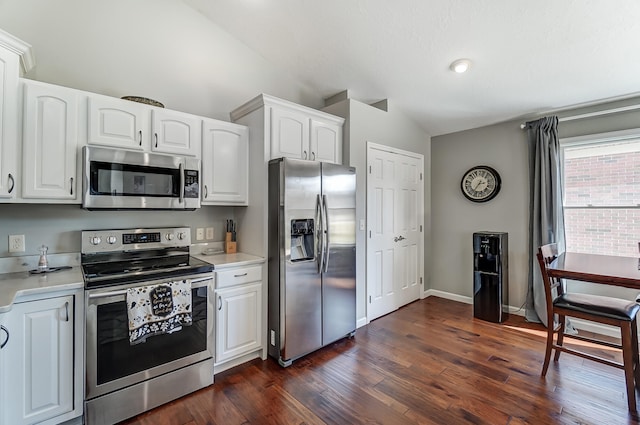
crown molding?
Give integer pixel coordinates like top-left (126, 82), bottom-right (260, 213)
top-left (230, 93), bottom-right (344, 124)
top-left (0, 28), bottom-right (35, 74)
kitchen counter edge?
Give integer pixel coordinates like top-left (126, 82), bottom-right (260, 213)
top-left (192, 252), bottom-right (265, 269)
top-left (0, 267), bottom-right (84, 313)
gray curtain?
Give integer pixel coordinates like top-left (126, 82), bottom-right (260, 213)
top-left (524, 116), bottom-right (566, 326)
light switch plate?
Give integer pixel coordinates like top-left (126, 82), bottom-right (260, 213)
top-left (359, 219), bottom-right (365, 231)
top-left (196, 228), bottom-right (205, 241)
top-left (206, 227), bottom-right (214, 240)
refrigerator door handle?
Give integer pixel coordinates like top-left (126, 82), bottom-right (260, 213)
top-left (316, 194), bottom-right (324, 274)
top-left (323, 194), bottom-right (330, 273)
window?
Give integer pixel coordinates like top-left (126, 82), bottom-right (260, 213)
top-left (561, 130), bottom-right (640, 257)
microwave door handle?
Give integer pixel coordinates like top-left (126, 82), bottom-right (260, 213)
top-left (179, 163), bottom-right (184, 204)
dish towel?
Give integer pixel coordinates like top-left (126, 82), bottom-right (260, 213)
top-left (126, 279), bottom-right (192, 345)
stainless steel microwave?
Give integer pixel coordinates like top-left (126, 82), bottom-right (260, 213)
top-left (82, 146), bottom-right (201, 210)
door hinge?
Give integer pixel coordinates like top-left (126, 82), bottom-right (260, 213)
top-left (420, 225), bottom-right (422, 232)
top-left (369, 165), bottom-right (372, 174)
top-left (420, 172), bottom-right (422, 180)
top-left (369, 230), bottom-right (371, 238)
top-left (369, 295), bottom-right (371, 303)
top-left (420, 277), bottom-right (423, 284)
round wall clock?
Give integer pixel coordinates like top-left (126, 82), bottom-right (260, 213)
top-left (460, 165), bottom-right (502, 202)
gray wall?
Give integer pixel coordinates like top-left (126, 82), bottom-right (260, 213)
top-left (325, 99), bottom-right (431, 323)
top-left (431, 96), bottom-right (640, 309)
top-left (0, 205), bottom-right (234, 257)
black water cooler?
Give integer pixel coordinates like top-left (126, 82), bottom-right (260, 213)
top-left (473, 232), bottom-right (508, 323)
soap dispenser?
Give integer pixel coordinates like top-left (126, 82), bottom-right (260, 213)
top-left (38, 245), bottom-right (49, 271)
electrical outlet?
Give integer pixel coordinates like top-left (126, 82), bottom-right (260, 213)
top-left (196, 228), bottom-right (205, 241)
top-left (206, 227), bottom-right (214, 240)
top-left (9, 234), bottom-right (25, 253)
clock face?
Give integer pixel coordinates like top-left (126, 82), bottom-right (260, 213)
top-left (461, 166), bottom-right (501, 202)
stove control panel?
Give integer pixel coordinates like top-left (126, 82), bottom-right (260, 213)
top-left (81, 227), bottom-right (192, 254)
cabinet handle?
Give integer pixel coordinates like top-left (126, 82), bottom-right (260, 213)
top-left (138, 130), bottom-right (142, 146)
top-left (303, 150), bottom-right (307, 160)
top-left (0, 325), bottom-right (9, 349)
top-left (155, 133), bottom-right (158, 148)
top-left (234, 273), bottom-right (248, 278)
top-left (64, 301), bottom-right (69, 322)
top-left (204, 185), bottom-right (208, 199)
top-left (70, 177), bottom-right (74, 196)
top-left (312, 151), bottom-right (316, 160)
top-left (218, 295), bottom-right (222, 311)
top-left (7, 173), bottom-right (14, 194)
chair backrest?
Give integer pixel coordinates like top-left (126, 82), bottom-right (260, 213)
top-left (536, 243), bottom-right (565, 325)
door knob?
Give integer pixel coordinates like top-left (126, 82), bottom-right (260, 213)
top-left (393, 235), bottom-right (405, 242)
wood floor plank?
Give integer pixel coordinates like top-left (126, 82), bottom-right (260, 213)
top-left (120, 297), bottom-right (640, 425)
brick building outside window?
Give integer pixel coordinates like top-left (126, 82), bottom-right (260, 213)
top-left (562, 132), bottom-right (640, 257)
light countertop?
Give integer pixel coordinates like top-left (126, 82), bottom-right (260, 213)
top-left (0, 267), bottom-right (84, 313)
top-left (192, 252), bottom-right (265, 269)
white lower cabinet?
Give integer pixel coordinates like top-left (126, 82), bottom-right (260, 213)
top-left (0, 293), bottom-right (82, 425)
top-left (215, 265), bottom-right (262, 364)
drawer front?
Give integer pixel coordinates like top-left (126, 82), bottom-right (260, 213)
top-left (216, 265), bottom-right (262, 288)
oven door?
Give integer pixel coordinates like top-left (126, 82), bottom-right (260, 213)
top-left (85, 273), bottom-right (214, 400)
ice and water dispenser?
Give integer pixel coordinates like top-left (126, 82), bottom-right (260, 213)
top-left (290, 219), bottom-right (315, 261)
top-left (473, 232), bottom-right (508, 323)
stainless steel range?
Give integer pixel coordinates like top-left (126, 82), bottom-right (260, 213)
top-left (81, 227), bottom-right (215, 425)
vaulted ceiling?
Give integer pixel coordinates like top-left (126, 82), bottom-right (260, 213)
top-left (184, 0), bottom-right (640, 136)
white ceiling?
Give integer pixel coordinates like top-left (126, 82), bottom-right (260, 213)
top-left (183, 0), bottom-right (640, 136)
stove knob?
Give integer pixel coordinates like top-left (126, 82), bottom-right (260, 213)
top-left (107, 236), bottom-right (117, 244)
top-left (90, 236), bottom-right (102, 245)
top-left (177, 232), bottom-right (186, 240)
top-left (166, 233), bottom-right (175, 241)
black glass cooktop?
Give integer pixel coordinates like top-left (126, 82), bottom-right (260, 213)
top-left (82, 252), bottom-right (213, 289)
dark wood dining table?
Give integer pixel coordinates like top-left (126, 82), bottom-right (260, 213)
top-left (548, 252), bottom-right (640, 289)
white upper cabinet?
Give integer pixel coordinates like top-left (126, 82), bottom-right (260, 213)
top-left (231, 94), bottom-right (345, 165)
top-left (201, 118), bottom-right (249, 205)
top-left (310, 118), bottom-right (342, 164)
top-left (22, 80), bottom-right (79, 201)
top-left (88, 95), bottom-right (201, 156)
top-left (88, 95), bottom-right (150, 151)
top-left (152, 108), bottom-right (201, 157)
top-left (0, 30), bottom-right (33, 200)
top-left (270, 107), bottom-right (310, 160)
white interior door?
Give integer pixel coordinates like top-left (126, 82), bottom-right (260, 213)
top-left (367, 143), bottom-right (423, 321)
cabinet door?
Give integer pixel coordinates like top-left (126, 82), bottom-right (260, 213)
top-left (22, 81), bottom-right (79, 200)
top-left (216, 283), bottom-right (262, 363)
top-left (0, 49), bottom-right (19, 199)
top-left (310, 119), bottom-right (343, 164)
top-left (152, 109), bottom-right (201, 156)
top-left (88, 95), bottom-right (149, 150)
top-left (202, 119), bottom-right (248, 205)
top-left (2, 295), bottom-right (74, 425)
top-left (270, 106), bottom-right (309, 160)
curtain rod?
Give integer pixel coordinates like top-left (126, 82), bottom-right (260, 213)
top-left (519, 104), bottom-right (640, 129)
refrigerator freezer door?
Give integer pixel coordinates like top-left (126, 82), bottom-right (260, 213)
top-left (321, 162), bottom-right (357, 345)
top-left (282, 159), bottom-right (323, 361)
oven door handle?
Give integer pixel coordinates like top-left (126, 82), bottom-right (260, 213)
top-left (87, 276), bottom-right (212, 299)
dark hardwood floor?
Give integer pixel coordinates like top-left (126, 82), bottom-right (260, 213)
top-left (122, 297), bottom-right (640, 425)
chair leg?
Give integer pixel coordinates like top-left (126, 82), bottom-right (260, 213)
top-left (632, 318), bottom-right (640, 390)
top-left (554, 315), bottom-right (566, 362)
top-left (621, 321), bottom-right (637, 412)
top-left (542, 318), bottom-right (555, 377)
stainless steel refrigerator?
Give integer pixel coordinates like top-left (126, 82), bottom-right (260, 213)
top-left (268, 157), bottom-right (356, 367)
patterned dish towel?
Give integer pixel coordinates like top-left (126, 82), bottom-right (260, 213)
top-left (126, 279), bottom-right (192, 345)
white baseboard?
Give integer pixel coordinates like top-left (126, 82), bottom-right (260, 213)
top-left (423, 289), bottom-right (619, 338)
top-left (356, 317), bottom-right (368, 329)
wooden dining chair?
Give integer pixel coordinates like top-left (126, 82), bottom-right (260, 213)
top-left (537, 243), bottom-right (640, 412)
